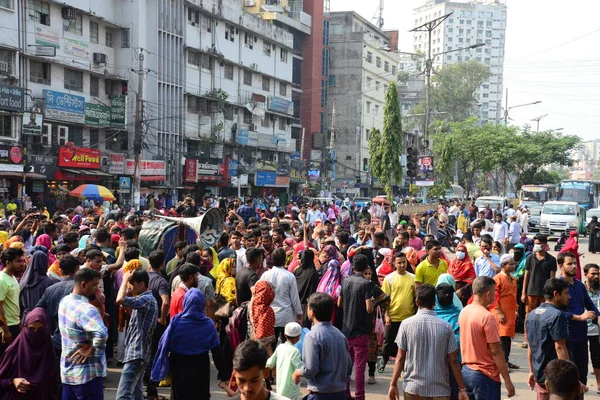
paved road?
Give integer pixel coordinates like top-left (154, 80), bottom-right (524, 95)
top-left (104, 235), bottom-right (600, 399)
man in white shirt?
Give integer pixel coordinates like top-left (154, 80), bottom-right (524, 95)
top-left (259, 248), bottom-right (303, 344)
top-left (470, 211), bottom-right (493, 232)
top-left (518, 207), bottom-right (529, 234)
top-left (492, 214), bottom-right (508, 249)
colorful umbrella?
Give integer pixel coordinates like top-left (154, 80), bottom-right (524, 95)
top-left (69, 184), bottom-right (115, 201)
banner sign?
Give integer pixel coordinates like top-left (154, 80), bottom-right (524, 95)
top-left (110, 95), bottom-right (127, 127)
top-left (22, 112), bottom-right (43, 135)
top-left (124, 160), bottom-right (166, 175)
top-left (184, 159), bottom-right (198, 182)
top-left (58, 145), bottom-right (101, 169)
top-left (416, 155), bottom-right (434, 187)
top-left (0, 84), bottom-right (25, 113)
top-left (64, 38), bottom-right (89, 59)
top-left (34, 25), bottom-right (60, 47)
top-left (85, 103), bottom-right (111, 126)
top-left (44, 90), bottom-right (85, 124)
top-left (109, 153), bottom-right (125, 174)
top-left (267, 96), bottom-right (293, 115)
top-left (196, 157), bottom-right (222, 176)
top-left (28, 155), bottom-right (57, 179)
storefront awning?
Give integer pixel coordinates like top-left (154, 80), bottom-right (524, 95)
top-left (0, 164), bottom-right (23, 173)
top-left (60, 168), bottom-right (113, 177)
top-left (140, 175), bottom-right (165, 182)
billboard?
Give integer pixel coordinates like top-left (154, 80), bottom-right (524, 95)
top-left (43, 89), bottom-right (85, 124)
top-left (58, 146), bottom-right (101, 169)
top-left (415, 155), bottom-right (434, 187)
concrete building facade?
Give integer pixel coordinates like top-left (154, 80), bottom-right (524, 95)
top-left (412, 0), bottom-right (507, 124)
top-left (327, 11), bottom-right (398, 196)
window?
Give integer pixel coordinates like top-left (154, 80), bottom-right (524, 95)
top-left (375, 57), bottom-right (381, 68)
top-left (187, 96), bottom-right (199, 113)
top-left (243, 110), bottom-right (253, 124)
top-left (482, 93), bottom-right (489, 98)
top-left (244, 33), bottom-right (254, 49)
top-left (30, 60), bottom-right (51, 85)
top-left (261, 116), bottom-right (271, 128)
top-left (188, 51), bottom-right (200, 66)
top-left (0, 116), bottom-right (12, 138)
top-left (459, 28), bottom-right (464, 34)
top-left (458, 38), bottom-right (463, 43)
top-left (28, 0), bottom-right (50, 25)
top-left (375, 81), bottom-right (380, 91)
top-left (243, 70), bottom-right (252, 86)
top-left (366, 52), bottom-right (372, 63)
top-left (63, 68), bottom-right (83, 92)
top-left (188, 9), bottom-right (199, 25)
top-left (486, 30), bottom-right (492, 38)
top-left (477, 29), bottom-right (483, 36)
top-left (447, 55), bottom-right (452, 60)
top-left (89, 21), bottom-right (99, 44)
top-left (486, 21), bottom-right (492, 28)
top-left (224, 105), bottom-right (234, 120)
top-left (478, 11), bottom-right (484, 18)
top-left (363, 158), bottom-right (368, 171)
top-left (466, 20), bottom-right (471, 25)
top-left (105, 29), bottom-right (113, 47)
top-left (201, 54), bottom-right (212, 70)
top-left (279, 116), bottom-right (286, 130)
top-left (366, 101), bottom-right (371, 113)
top-left (448, 27), bottom-right (453, 33)
top-left (0, 0), bottom-right (14, 10)
top-left (321, 48), bottom-right (329, 76)
top-left (121, 28), bottom-right (130, 48)
top-left (366, 77), bottom-right (372, 88)
top-left (202, 16), bottom-right (212, 32)
top-left (263, 42), bottom-right (271, 56)
top-left (90, 75), bottom-right (99, 96)
top-left (487, 12), bottom-right (493, 18)
top-left (391, 65), bottom-right (397, 75)
top-left (478, 20), bottom-right (483, 27)
top-left (280, 49), bottom-right (288, 63)
top-left (384, 61), bottom-right (389, 72)
top-left (262, 77), bottom-right (270, 91)
top-left (63, 12), bottom-right (83, 35)
top-left (459, 19), bottom-right (464, 24)
top-left (320, 80), bottom-right (327, 108)
top-left (279, 82), bottom-right (287, 96)
top-left (105, 79), bottom-right (121, 96)
top-left (322, 20), bottom-right (329, 46)
top-left (224, 63), bottom-right (233, 80)
top-left (383, 84), bottom-right (388, 93)
top-left (466, 11), bottom-right (472, 17)
top-left (459, 10), bottom-right (465, 17)
top-left (374, 105), bottom-right (380, 114)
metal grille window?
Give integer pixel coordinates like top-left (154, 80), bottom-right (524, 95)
top-left (279, 82), bottom-right (287, 96)
top-left (63, 12), bottom-right (82, 35)
top-left (30, 60), bottom-right (51, 85)
top-left (188, 9), bottom-right (199, 25)
top-left (90, 75), bottom-right (99, 96)
top-left (280, 49), bottom-right (288, 63)
top-left (64, 68), bottom-right (83, 92)
top-left (0, 0), bottom-right (14, 10)
top-left (243, 70), bottom-right (252, 86)
top-left (278, 117), bottom-right (286, 130)
top-left (188, 51), bottom-right (200, 66)
top-left (366, 52), bottom-right (372, 63)
top-left (105, 29), bottom-right (113, 47)
top-left (384, 61), bottom-right (389, 72)
top-left (243, 110), bottom-right (252, 124)
top-left (28, 0), bottom-right (50, 25)
top-left (224, 63), bottom-right (233, 80)
top-left (90, 21), bottom-right (99, 43)
top-left (262, 77), bottom-right (270, 91)
top-left (0, 115), bottom-right (12, 138)
top-left (121, 28), bottom-right (130, 48)
top-left (376, 57), bottom-right (381, 68)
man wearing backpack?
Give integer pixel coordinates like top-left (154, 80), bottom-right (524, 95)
top-left (377, 252), bottom-right (416, 374)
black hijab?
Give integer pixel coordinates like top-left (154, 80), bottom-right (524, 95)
top-left (294, 249), bottom-right (319, 304)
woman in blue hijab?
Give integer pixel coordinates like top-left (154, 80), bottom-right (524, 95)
top-left (151, 288), bottom-right (220, 399)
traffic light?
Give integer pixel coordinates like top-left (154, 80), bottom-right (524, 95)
top-left (406, 147), bottom-right (418, 178)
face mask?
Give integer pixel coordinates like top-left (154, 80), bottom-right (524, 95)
top-left (456, 251), bottom-right (466, 260)
top-left (533, 244), bottom-right (543, 252)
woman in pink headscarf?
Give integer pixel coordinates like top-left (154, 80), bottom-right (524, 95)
top-left (34, 234), bottom-right (55, 267)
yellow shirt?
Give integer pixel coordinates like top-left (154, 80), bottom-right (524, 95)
top-left (415, 258), bottom-right (448, 286)
top-left (466, 243), bottom-right (480, 261)
top-left (0, 231), bottom-right (8, 247)
top-left (382, 271), bottom-right (416, 322)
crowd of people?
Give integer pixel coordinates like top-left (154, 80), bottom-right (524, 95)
top-left (0, 196), bottom-right (597, 400)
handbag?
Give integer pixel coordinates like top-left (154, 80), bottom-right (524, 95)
top-left (214, 294), bottom-right (234, 318)
top-left (374, 306), bottom-right (385, 346)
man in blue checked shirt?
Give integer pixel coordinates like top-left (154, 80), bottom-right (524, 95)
top-left (58, 268), bottom-right (108, 400)
top-left (115, 268), bottom-right (158, 400)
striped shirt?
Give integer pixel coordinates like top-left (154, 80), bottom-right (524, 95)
top-left (58, 294), bottom-right (108, 385)
top-left (396, 309), bottom-right (458, 397)
top-left (122, 290), bottom-right (158, 363)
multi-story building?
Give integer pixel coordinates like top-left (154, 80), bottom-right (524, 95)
top-left (397, 54), bottom-right (425, 148)
top-left (412, 0), bottom-right (507, 124)
top-left (570, 139), bottom-right (600, 180)
top-left (244, 0), bottom-right (328, 192)
top-left (327, 11), bottom-right (398, 196)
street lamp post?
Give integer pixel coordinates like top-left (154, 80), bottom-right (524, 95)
top-left (502, 88), bottom-right (541, 126)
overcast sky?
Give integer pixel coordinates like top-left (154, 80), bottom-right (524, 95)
top-left (330, 0), bottom-right (600, 141)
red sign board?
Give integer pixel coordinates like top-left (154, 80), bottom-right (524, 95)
top-left (184, 159), bottom-right (198, 182)
top-left (58, 145), bottom-right (101, 169)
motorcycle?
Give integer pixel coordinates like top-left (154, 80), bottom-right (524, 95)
top-left (438, 224), bottom-right (460, 253)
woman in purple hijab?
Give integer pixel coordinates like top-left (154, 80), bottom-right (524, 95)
top-left (0, 308), bottom-right (57, 399)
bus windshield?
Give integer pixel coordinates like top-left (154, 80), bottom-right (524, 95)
top-left (521, 190), bottom-right (548, 203)
top-left (542, 204), bottom-right (577, 215)
top-left (558, 188), bottom-right (590, 204)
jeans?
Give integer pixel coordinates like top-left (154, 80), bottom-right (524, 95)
top-left (461, 365), bottom-right (500, 400)
top-left (346, 334), bottom-right (369, 400)
top-left (382, 321), bottom-right (402, 364)
top-left (62, 377), bottom-right (104, 400)
top-left (116, 359), bottom-right (146, 400)
top-left (145, 322), bottom-right (166, 397)
top-left (568, 340), bottom-right (589, 386)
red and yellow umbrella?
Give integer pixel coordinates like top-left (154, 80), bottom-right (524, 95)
top-left (69, 184), bottom-right (115, 201)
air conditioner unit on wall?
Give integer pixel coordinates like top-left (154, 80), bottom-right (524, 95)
top-left (244, 0), bottom-right (255, 6)
top-left (252, 124), bottom-right (258, 131)
top-left (93, 53), bottom-right (107, 64)
top-left (250, 63), bottom-right (259, 70)
top-left (61, 7), bottom-right (77, 20)
top-left (0, 61), bottom-right (9, 73)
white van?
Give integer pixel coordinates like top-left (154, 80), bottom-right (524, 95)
top-left (474, 196), bottom-right (510, 210)
top-left (539, 201), bottom-right (586, 236)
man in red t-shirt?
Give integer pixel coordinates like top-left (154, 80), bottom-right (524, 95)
top-left (170, 264), bottom-right (199, 319)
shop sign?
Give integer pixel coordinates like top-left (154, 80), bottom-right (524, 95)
top-left (85, 103), bottom-right (111, 126)
top-left (109, 153), bottom-right (125, 174)
top-left (110, 95), bottom-right (127, 127)
top-left (196, 157), bottom-right (222, 176)
top-left (34, 25), bottom-right (60, 47)
top-left (22, 112), bottom-right (43, 135)
top-left (28, 155), bottom-right (57, 179)
top-left (0, 145), bottom-right (23, 164)
top-left (124, 160), bottom-right (166, 175)
top-left (290, 168), bottom-right (306, 183)
top-left (43, 89), bottom-right (85, 124)
top-left (32, 181), bottom-right (45, 193)
top-left (229, 159), bottom-right (239, 177)
top-left (184, 159), bottom-right (198, 182)
top-left (416, 155), bottom-right (435, 187)
top-left (256, 170), bottom-right (276, 186)
top-left (58, 145), bottom-right (101, 169)
top-left (0, 84), bottom-right (25, 113)
top-left (308, 165), bottom-right (320, 181)
top-left (64, 38), bottom-right (89, 59)
top-left (236, 129), bottom-right (249, 145)
top-left (267, 96), bottom-right (293, 115)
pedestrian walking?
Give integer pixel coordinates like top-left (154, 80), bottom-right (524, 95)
top-left (265, 322), bottom-right (303, 400)
top-left (0, 248), bottom-right (26, 358)
top-left (491, 254), bottom-right (519, 369)
top-left (583, 263), bottom-right (600, 391)
top-left (388, 284), bottom-right (468, 400)
top-left (459, 276), bottom-right (515, 400)
top-left (415, 240), bottom-right (447, 287)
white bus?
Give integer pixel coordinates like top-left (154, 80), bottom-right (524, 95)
top-left (519, 184), bottom-right (557, 205)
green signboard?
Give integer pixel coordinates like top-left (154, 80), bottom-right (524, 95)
top-left (84, 95), bottom-right (126, 127)
top-left (110, 95), bottom-right (126, 127)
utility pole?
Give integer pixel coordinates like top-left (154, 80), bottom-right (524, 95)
top-left (410, 13), bottom-right (451, 153)
top-left (504, 88), bottom-right (509, 126)
top-left (131, 52), bottom-right (144, 210)
top-left (327, 100), bottom-right (336, 194)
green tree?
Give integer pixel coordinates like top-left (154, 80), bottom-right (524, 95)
top-left (369, 82), bottom-right (404, 198)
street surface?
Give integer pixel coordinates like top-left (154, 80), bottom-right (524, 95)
top-left (104, 235), bottom-right (600, 399)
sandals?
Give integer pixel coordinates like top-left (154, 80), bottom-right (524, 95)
top-left (376, 358), bottom-right (386, 373)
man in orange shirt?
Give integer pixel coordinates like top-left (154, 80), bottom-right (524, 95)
top-left (458, 276), bottom-right (515, 400)
top-left (169, 264), bottom-right (199, 319)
